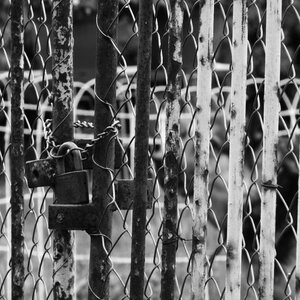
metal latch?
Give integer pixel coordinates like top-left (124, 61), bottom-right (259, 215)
top-left (25, 139), bottom-right (153, 232)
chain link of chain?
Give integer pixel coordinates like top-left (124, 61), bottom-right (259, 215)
top-left (44, 119), bottom-right (121, 155)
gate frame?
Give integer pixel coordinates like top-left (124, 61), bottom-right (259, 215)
top-left (51, 1), bottom-right (75, 299)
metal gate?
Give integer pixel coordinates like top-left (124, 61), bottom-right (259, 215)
top-left (1, 0), bottom-right (300, 299)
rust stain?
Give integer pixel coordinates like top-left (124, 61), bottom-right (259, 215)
top-left (171, 1), bottom-right (184, 64)
top-left (230, 102), bottom-right (237, 119)
top-left (226, 243), bottom-right (236, 261)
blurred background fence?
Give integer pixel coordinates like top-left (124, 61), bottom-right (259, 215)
top-left (1, 0), bottom-right (300, 299)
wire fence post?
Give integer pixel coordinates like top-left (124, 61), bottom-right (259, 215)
top-left (225, 0), bottom-right (248, 298)
top-left (129, 1), bottom-right (153, 299)
top-left (88, 1), bottom-right (118, 299)
top-left (297, 142), bottom-right (300, 299)
top-left (161, 1), bottom-right (184, 299)
top-left (10, 0), bottom-right (24, 299)
top-left (191, 1), bottom-right (214, 299)
top-left (52, 1), bottom-right (75, 299)
top-left (259, 0), bottom-right (282, 298)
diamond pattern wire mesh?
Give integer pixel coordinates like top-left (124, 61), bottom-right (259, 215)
top-left (0, 0), bottom-right (300, 299)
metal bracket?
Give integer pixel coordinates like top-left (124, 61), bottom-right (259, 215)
top-left (48, 179), bottom-right (153, 231)
top-left (25, 139), bottom-right (154, 232)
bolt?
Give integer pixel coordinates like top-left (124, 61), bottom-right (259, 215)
top-left (56, 212), bottom-right (64, 224)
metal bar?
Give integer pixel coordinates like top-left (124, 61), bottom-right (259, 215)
top-left (51, 1), bottom-right (75, 299)
top-left (225, 0), bottom-right (248, 298)
top-left (52, 0), bottom-right (74, 146)
top-left (129, 0), bottom-right (153, 298)
top-left (88, 1), bottom-right (118, 299)
top-left (161, 1), bottom-right (184, 299)
top-left (191, 0), bottom-right (214, 299)
top-left (296, 143), bottom-right (300, 299)
top-left (259, 0), bottom-right (282, 299)
top-left (4, 116), bottom-right (12, 300)
top-left (10, 0), bottom-right (24, 299)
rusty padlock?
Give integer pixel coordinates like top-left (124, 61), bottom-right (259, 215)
top-left (54, 142), bottom-right (89, 205)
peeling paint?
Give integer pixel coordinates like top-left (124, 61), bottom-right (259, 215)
top-left (230, 102), bottom-right (237, 119)
top-left (161, 2), bottom-right (184, 298)
top-left (51, 1), bottom-right (75, 299)
top-left (172, 2), bottom-right (184, 64)
top-left (56, 26), bottom-right (68, 45)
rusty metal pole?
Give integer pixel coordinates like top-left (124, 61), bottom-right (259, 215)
top-left (161, 1), bottom-right (184, 299)
top-left (10, 0), bottom-right (25, 299)
top-left (52, 1), bottom-right (75, 299)
top-left (88, 1), bottom-right (118, 299)
top-left (129, 1), bottom-right (153, 299)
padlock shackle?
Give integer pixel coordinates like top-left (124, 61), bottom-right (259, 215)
top-left (56, 142), bottom-right (83, 174)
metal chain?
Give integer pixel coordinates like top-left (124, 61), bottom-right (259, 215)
top-left (82, 119), bottom-right (121, 154)
top-left (44, 118), bottom-right (121, 154)
top-left (73, 120), bottom-right (95, 129)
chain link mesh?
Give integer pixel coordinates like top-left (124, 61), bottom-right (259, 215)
top-left (1, 0), bottom-right (300, 299)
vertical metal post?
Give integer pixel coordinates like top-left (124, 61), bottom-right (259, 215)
top-left (52, 1), bottom-right (75, 299)
top-left (225, 0), bottom-right (248, 299)
top-left (88, 1), bottom-right (118, 299)
top-left (10, 0), bottom-right (24, 299)
top-left (161, 1), bottom-right (184, 299)
top-left (296, 142), bottom-right (300, 299)
top-left (129, 1), bottom-right (153, 299)
top-left (191, 1), bottom-right (214, 299)
top-left (259, 0), bottom-right (282, 299)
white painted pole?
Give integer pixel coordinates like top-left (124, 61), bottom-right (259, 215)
top-left (259, 0), bottom-right (282, 299)
top-left (191, 1), bottom-right (214, 299)
top-left (225, 1), bottom-right (248, 299)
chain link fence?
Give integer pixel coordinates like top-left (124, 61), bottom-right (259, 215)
top-left (1, 0), bottom-right (300, 299)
